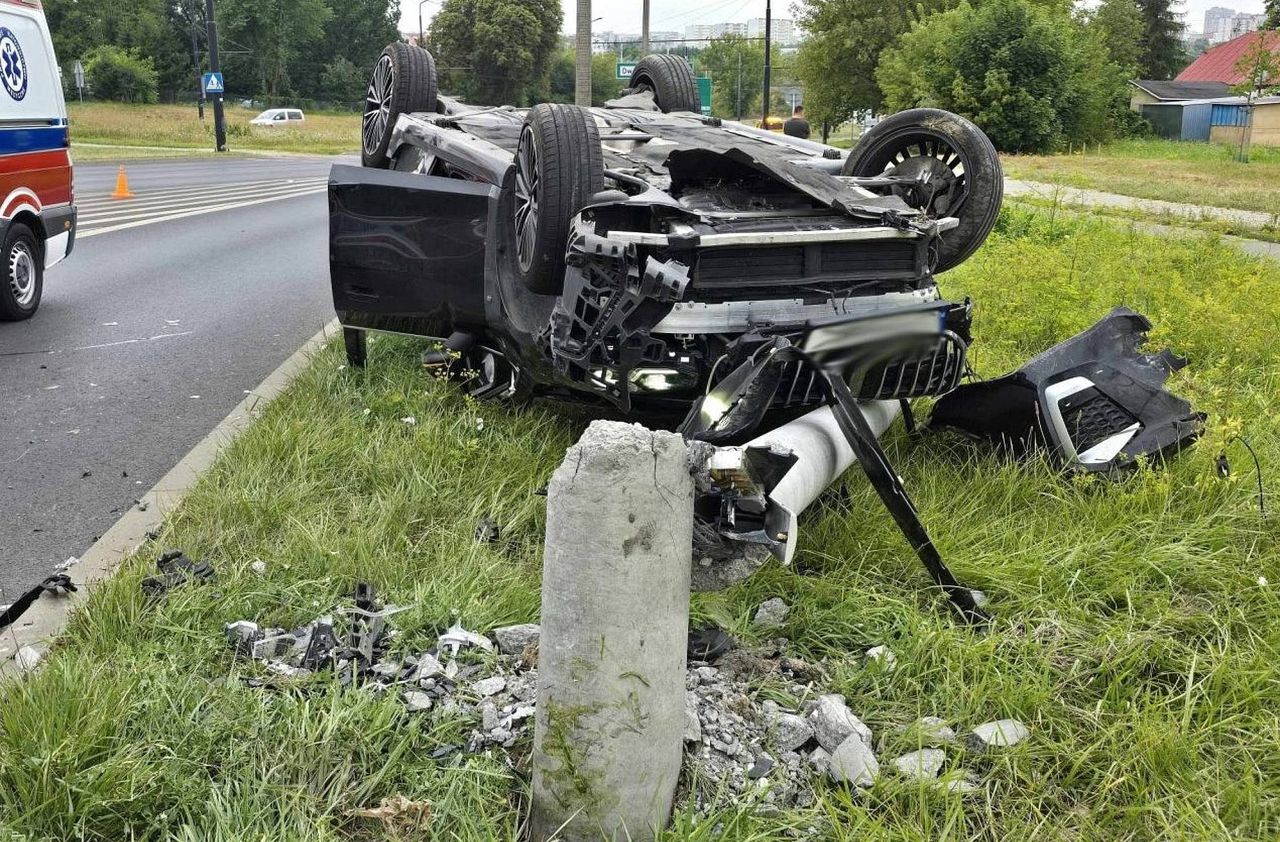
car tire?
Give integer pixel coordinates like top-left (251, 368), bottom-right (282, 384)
top-left (361, 42), bottom-right (438, 168)
top-left (512, 103), bottom-right (603, 295)
top-left (629, 54), bottom-right (701, 113)
top-left (843, 108), bottom-right (1002, 273)
top-left (0, 222), bottom-right (41, 321)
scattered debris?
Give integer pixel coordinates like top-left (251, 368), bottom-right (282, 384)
top-left (471, 676), bottom-right (506, 696)
top-left (807, 694), bottom-right (872, 752)
top-left (400, 416), bottom-right (417, 425)
top-left (14, 645), bottom-right (43, 672)
top-left (140, 550), bottom-right (214, 600)
top-left (763, 703), bottom-right (814, 753)
top-left (350, 794), bottom-right (432, 834)
top-left (827, 734), bottom-right (879, 787)
top-left (0, 574), bottom-right (77, 630)
top-left (968, 719), bottom-right (1030, 752)
top-left (250, 559), bottom-right (267, 575)
top-left (893, 716), bottom-right (956, 747)
top-left (492, 623), bottom-right (539, 655)
top-left (474, 517), bottom-right (500, 543)
top-left (890, 748), bottom-right (945, 780)
top-left (931, 308), bottom-right (1203, 474)
top-left (687, 625), bottom-right (736, 662)
top-left (865, 645), bottom-right (897, 669)
top-left (752, 597), bottom-right (789, 629)
top-left (438, 621), bottom-right (495, 656)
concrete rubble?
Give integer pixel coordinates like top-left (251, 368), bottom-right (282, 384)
top-left (752, 598), bottom-right (790, 629)
top-left (968, 719), bottom-right (1031, 752)
top-left (221, 591), bottom-right (1011, 815)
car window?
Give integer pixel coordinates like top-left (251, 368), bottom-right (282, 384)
top-left (273, 112), bottom-right (286, 121)
top-left (288, 111), bottom-right (303, 120)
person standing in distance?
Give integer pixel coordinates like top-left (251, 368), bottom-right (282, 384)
top-left (783, 105), bottom-right (810, 139)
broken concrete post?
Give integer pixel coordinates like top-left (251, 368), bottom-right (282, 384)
top-left (530, 421), bottom-right (694, 842)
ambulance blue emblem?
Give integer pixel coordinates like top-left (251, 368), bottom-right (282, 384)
top-left (0, 28), bottom-right (28, 101)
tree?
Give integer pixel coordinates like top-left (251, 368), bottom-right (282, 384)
top-left (218, 0), bottom-right (333, 98)
top-left (1134, 0), bottom-right (1185, 80)
top-left (877, 0), bottom-right (1128, 152)
top-left (1230, 35), bottom-right (1280, 161)
top-left (294, 0), bottom-right (402, 101)
top-left (84, 45), bottom-right (159, 103)
top-left (1266, 0), bottom-right (1279, 30)
top-left (1086, 0), bottom-right (1144, 76)
top-left (793, 0), bottom-right (954, 129)
top-left (696, 34), bottom-right (767, 120)
top-left (547, 49), bottom-right (620, 105)
top-left (429, 0), bottom-right (561, 105)
top-left (320, 57), bottom-right (367, 104)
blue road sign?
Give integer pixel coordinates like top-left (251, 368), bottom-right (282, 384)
top-left (202, 72), bottom-right (225, 95)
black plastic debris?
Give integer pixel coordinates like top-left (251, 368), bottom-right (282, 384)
top-left (688, 625), bottom-right (736, 663)
top-left (931, 308), bottom-right (1204, 474)
top-left (474, 518), bottom-right (500, 544)
top-left (0, 574), bottom-right (77, 630)
top-left (141, 550), bottom-right (215, 600)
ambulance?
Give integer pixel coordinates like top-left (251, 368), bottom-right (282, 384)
top-left (0, 0), bottom-right (73, 320)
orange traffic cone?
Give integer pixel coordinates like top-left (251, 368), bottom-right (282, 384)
top-left (111, 166), bottom-right (135, 200)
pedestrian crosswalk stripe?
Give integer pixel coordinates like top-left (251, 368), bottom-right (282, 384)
top-left (77, 183), bottom-right (326, 238)
top-left (77, 180), bottom-right (326, 223)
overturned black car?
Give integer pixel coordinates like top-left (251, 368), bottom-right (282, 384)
top-left (329, 44), bottom-right (1201, 621)
top-left (331, 44), bottom-right (1003, 415)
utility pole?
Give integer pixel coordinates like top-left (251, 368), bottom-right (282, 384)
top-left (575, 0), bottom-right (591, 106)
top-left (190, 14), bottom-right (204, 120)
top-left (641, 0), bottom-right (650, 54)
top-left (204, 0), bottom-right (226, 151)
top-left (761, 0), bottom-right (772, 126)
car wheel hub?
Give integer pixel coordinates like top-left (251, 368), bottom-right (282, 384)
top-left (514, 126), bottom-right (540, 273)
top-left (876, 134), bottom-right (968, 217)
top-left (8, 241), bottom-right (34, 307)
top-left (362, 54), bottom-right (394, 157)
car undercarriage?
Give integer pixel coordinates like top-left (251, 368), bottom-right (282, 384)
top-left (328, 45), bottom-right (1201, 620)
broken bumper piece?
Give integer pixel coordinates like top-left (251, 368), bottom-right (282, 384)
top-left (929, 307), bottom-right (1203, 473)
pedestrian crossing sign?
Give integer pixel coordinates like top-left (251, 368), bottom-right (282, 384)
top-left (202, 72), bottom-right (224, 95)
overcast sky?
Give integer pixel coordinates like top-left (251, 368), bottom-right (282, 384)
top-left (400, 0), bottom-right (1268, 39)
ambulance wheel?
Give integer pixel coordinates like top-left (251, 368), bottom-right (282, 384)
top-left (0, 222), bottom-right (41, 321)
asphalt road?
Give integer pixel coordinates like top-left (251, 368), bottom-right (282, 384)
top-left (0, 155), bottom-right (350, 600)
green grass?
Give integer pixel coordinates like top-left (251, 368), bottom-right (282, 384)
top-left (68, 102), bottom-right (361, 156)
top-left (1006, 193), bottom-right (1280, 245)
top-left (2, 208), bottom-right (1279, 839)
top-left (1003, 138), bottom-right (1280, 216)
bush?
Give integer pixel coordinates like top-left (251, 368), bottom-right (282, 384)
top-left (876, 0), bottom-right (1129, 152)
top-left (83, 46), bottom-right (159, 104)
top-left (319, 57), bottom-right (366, 105)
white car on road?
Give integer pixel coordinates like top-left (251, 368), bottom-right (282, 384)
top-left (250, 108), bottom-right (305, 126)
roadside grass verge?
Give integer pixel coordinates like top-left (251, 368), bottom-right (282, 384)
top-left (1006, 192), bottom-right (1280, 245)
top-left (2, 207), bottom-right (1279, 839)
top-left (1003, 138), bottom-right (1280, 216)
top-left (68, 102), bottom-right (360, 156)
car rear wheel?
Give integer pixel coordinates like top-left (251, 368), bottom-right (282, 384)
top-left (512, 103), bottom-right (603, 295)
top-left (629, 54), bottom-right (701, 113)
top-left (842, 108), bottom-right (1002, 273)
top-left (362, 42), bottom-right (438, 168)
top-left (0, 222), bottom-right (40, 321)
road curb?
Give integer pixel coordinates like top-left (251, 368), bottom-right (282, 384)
top-left (0, 319), bottom-right (339, 678)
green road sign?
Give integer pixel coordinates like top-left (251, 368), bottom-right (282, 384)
top-left (616, 62), bottom-right (637, 81)
top-left (697, 77), bottom-right (711, 116)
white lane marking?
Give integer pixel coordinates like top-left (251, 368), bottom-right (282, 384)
top-left (75, 179), bottom-right (328, 214)
top-left (76, 181), bottom-right (328, 223)
top-left (70, 330), bottom-right (195, 352)
top-left (76, 176), bottom-right (327, 204)
top-left (78, 186), bottom-right (325, 238)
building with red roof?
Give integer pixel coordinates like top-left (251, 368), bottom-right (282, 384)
top-left (1176, 30), bottom-right (1280, 85)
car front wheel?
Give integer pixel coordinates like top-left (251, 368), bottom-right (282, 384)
top-left (843, 108), bottom-right (1002, 273)
top-left (0, 222), bottom-right (41, 321)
